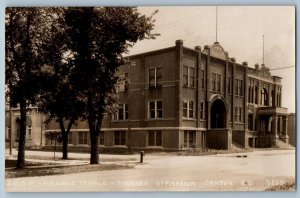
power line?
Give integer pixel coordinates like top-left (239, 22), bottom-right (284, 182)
top-left (269, 66), bottom-right (295, 71)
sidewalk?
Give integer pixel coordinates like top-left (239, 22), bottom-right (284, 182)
top-left (5, 148), bottom-right (141, 169)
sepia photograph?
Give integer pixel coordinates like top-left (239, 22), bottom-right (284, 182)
top-left (4, 6), bottom-right (295, 192)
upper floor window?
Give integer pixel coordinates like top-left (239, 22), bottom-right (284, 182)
top-left (227, 77), bottom-right (232, 94)
top-left (212, 73), bottom-right (221, 92)
top-left (200, 101), bottom-right (205, 119)
top-left (117, 72), bottom-right (129, 92)
top-left (276, 87), bottom-right (281, 107)
top-left (149, 67), bottom-right (162, 88)
top-left (234, 107), bottom-right (243, 123)
top-left (149, 100), bottom-right (163, 119)
top-left (261, 88), bottom-right (268, 106)
top-left (200, 69), bottom-right (205, 88)
top-left (182, 99), bottom-right (194, 119)
top-left (113, 103), bottom-right (128, 120)
top-left (183, 66), bottom-right (195, 87)
top-left (235, 79), bottom-right (243, 96)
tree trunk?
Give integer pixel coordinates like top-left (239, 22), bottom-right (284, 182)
top-left (59, 118), bottom-right (74, 160)
top-left (16, 99), bottom-right (27, 169)
top-left (89, 128), bottom-right (100, 164)
top-left (62, 132), bottom-right (68, 159)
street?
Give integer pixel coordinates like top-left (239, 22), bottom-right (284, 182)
top-left (5, 149), bottom-right (295, 192)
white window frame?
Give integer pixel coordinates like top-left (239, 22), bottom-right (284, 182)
top-left (113, 103), bottom-right (128, 121)
top-left (234, 106), bottom-right (243, 123)
top-left (200, 101), bottom-right (205, 120)
top-left (149, 67), bottom-right (162, 88)
top-left (183, 130), bottom-right (196, 148)
top-left (78, 132), bottom-right (88, 145)
top-left (26, 126), bottom-right (32, 139)
top-left (183, 66), bottom-right (195, 87)
top-left (182, 99), bottom-right (195, 119)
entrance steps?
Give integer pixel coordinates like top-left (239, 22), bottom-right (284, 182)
top-left (231, 141), bottom-right (245, 150)
top-left (274, 140), bottom-right (294, 149)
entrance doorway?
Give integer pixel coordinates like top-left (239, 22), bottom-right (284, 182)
top-left (211, 99), bottom-right (227, 128)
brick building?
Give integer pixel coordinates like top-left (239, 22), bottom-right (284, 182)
top-left (6, 40), bottom-right (290, 150)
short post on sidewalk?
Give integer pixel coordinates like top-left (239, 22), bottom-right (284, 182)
top-left (140, 151), bottom-right (144, 163)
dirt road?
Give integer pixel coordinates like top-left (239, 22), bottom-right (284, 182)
top-left (5, 149), bottom-right (295, 192)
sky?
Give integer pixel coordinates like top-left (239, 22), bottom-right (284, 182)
top-left (128, 6), bottom-right (295, 113)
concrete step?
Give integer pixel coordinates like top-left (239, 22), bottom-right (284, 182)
top-left (275, 140), bottom-right (294, 149)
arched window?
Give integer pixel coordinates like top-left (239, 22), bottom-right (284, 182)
top-left (261, 88), bottom-right (268, 106)
top-left (270, 90), bottom-right (274, 106)
top-left (255, 85), bottom-right (258, 104)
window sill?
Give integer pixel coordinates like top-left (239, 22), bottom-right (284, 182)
top-left (147, 146), bottom-right (163, 148)
top-left (77, 144), bottom-right (89, 146)
top-left (234, 122), bottom-right (244, 124)
top-left (183, 86), bottom-right (196, 89)
top-left (111, 120), bottom-right (129, 122)
top-left (146, 118), bottom-right (163, 121)
top-left (210, 90), bottom-right (222, 94)
top-left (182, 118), bottom-right (197, 121)
top-left (113, 145), bottom-right (127, 148)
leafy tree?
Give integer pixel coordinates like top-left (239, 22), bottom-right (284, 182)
top-left (5, 8), bottom-right (57, 168)
top-left (64, 7), bottom-right (158, 164)
top-left (37, 8), bottom-right (84, 160)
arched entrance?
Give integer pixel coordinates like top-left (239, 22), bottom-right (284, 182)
top-left (210, 99), bottom-right (227, 128)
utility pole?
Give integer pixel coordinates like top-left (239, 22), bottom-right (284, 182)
top-left (263, 34), bottom-right (265, 65)
top-left (216, 6), bottom-right (218, 43)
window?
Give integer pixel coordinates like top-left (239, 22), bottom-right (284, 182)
top-left (182, 100), bottom-right (194, 119)
top-left (216, 74), bottom-right (221, 92)
top-left (114, 131), bottom-right (126, 146)
top-left (227, 77), bottom-right (232, 94)
top-left (117, 72), bottom-right (129, 92)
top-left (149, 100), bottom-right (163, 119)
top-left (276, 87), bottom-right (281, 107)
top-left (149, 67), bottom-right (162, 88)
top-left (261, 88), bottom-right (268, 106)
top-left (248, 79), bottom-right (255, 103)
top-left (78, 132), bottom-right (88, 145)
top-left (235, 79), bottom-right (243, 96)
top-left (212, 73), bottom-right (221, 92)
top-left (26, 126), bottom-right (32, 139)
top-left (183, 131), bottom-right (196, 148)
top-left (212, 73), bottom-right (216, 91)
top-left (234, 107), bottom-right (243, 123)
top-left (255, 85), bottom-right (258, 104)
top-left (68, 132), bottom-right (72, 144)
top-left (189, 67), bottom-right (195, 87)
top-left (200, 70), bottom-right (205, 88)
top-left (148, 131), bottom-right (162, 146)
top-left (99, 131), bottom-right (105, 145)
top-left (270, 90), bottom-right (274, 106)
top-left (183, 66), bottom-right (195, 87)
top-left (113, 103), bottom-right (128, 120)
top-left (200, 101), bottom-right (205, 119)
